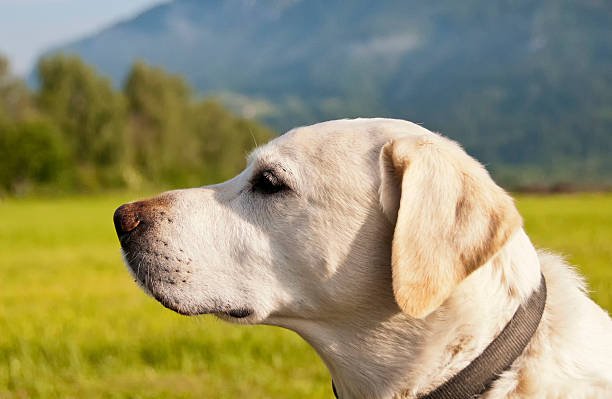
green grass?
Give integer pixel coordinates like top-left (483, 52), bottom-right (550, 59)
top-left (1, 193), bottom-right (611, 398)
top-left (516, 194), bottom-right (612, 309)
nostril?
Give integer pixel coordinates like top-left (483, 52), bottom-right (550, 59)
top-left (114, 203), bottom-right (141, 240)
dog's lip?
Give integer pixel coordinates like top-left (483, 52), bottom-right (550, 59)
top-left (222, 308), bottom-right (253, 318)
top-left (155, 295), bottom-right (253, 318)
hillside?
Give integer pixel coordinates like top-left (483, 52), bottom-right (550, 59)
top-left (42, 0), bottom-right (612, 185)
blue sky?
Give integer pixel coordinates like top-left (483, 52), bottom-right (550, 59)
top-left (0, 0), bottom-right (169, 76)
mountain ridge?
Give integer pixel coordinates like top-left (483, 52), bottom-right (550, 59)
top-left (39, 0), bottom-right (612, 185)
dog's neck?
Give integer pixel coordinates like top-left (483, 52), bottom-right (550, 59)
top-left (286, 229), bottom-right (542, 399)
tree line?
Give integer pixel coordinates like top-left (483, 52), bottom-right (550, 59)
top-left (0, 54), bottom-right (274, 195)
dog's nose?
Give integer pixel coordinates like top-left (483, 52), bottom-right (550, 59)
top-left (114, 203), bottom-right (141, 240)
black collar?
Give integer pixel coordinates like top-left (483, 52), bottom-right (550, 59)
top-left (333, 274), bottom-right (547, 399)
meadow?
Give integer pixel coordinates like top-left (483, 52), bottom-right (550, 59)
top-left (1, 193), bottom-right (611, 399)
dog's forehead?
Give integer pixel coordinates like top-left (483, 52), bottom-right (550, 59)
top-left (249, 118), bottom-right (428, 168)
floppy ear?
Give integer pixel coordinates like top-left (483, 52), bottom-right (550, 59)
top-left (379, 134), bottom-right (521, 318)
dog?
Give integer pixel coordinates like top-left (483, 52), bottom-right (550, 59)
top-left (114, 118), bottom-right (612, 398)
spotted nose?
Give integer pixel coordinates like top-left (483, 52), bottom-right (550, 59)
top-left (113, 203), bottom-right (142, 241)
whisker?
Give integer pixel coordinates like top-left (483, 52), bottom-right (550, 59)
top-left (146, 262), bottom-right (151, 291)
top-left (248, 127), bottom-right (258, 148)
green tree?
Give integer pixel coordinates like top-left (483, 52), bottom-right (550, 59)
top-left (124, 62), bottom-right (275, 187)
top-left (0, 54), bottom-right (33, 122)
top-left (0, 54), bottom-right (65, 195)
top-left (0, 118), bottom-right (67, 195)
top-left (0, 54), bottom-right (275, 195)
top-left (37, 54), bottom-right (127, 188)
top-left (124, 61), bottom-right (195, 184)
top-left (191, 99), bottom-right (274, 183)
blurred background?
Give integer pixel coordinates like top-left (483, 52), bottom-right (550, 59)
top-left (0, 1), bottom-right (611, 398)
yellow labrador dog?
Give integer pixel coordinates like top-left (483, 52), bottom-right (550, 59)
top-left (114, 119), bottom-right (612, 399)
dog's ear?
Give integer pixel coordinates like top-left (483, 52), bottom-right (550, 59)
top-left (379, 134), bottom-right (521, 318)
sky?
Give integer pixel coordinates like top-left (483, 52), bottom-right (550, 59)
top-left (0, 0), bottom-right (169, 76)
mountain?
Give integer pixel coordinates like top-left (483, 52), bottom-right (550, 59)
top-left (41, 0), bottom-right (612, 185)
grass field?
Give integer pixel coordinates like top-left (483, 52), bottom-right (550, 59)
top-left (1, 193), bottom-right (611, 398)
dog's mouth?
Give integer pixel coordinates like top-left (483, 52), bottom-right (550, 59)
top-left (122, 248), bottom-right (255, 320)
top-left (155, 293), bottom-right (254, 319)
top-left (222, 308), bottom-right (253, 318)
top-left (134, 272), bottom-right (255, 320)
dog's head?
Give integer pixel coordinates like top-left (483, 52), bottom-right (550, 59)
top-left (114, 118), bottom-right (521, 324)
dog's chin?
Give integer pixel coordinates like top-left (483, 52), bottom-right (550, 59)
top-left (126, 261), bottom-right (258, 324)
top-left (121, 250), bottom-right (259, 323)
top-left (135, 276), bottom-right (258, 322)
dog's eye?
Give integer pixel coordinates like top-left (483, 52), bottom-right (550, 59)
top-left (251, 170), bottom-right (287, 195)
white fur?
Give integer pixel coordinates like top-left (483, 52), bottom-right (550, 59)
top-left (120, 118), bottom-right (612, 398)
